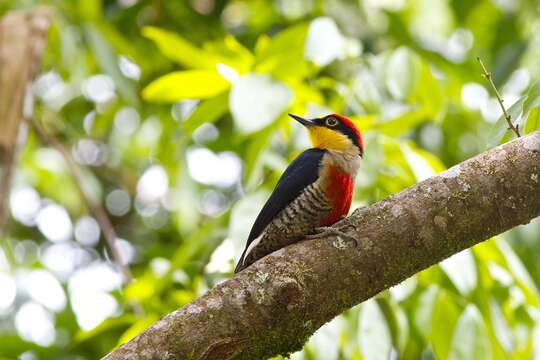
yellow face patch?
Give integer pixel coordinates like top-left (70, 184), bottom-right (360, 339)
top-left (307, 126), bottom-right (352, 151)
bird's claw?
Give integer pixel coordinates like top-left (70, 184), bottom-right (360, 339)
top-left (337, 222), bottom-right (358, 234)
top-left (305, 226), bottom-right (358, 247)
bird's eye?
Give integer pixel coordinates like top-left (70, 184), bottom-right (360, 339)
top-left (325, 116), bottom-right (339, 127)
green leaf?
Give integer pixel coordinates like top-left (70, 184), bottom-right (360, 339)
top-left (489, 299), bottom-right (513, 352)
top-left (533, 324), bottom-right (540, 359)
top-left (375, 110), bottom-right (428, 137)
top-left (401, 141), bottom-right (445, 181)
top-left (74, 315), bottom-right (136, 344)
top-left (523, 81), bottom-right (540, 113)
top-left (358, 299), bottom-right (393, 360)
top-left (524, 107), bottom-right (540, 134)
top-left (254, 23), bottom-right (309, 80)
top-left (125, 272), bottom-right (158, 302)
top-left (496, 239), bottom-right (540, 306)
top-left (169, 216), bottom-right (226, 273)
top-left (118, 315), bottom-right (159, 346)
top-left (84, 24), bottom-right (139, 105)
top-left (487, 96), bottom-right (525, 148)
top-left (487, 80), bottom-right (540, 146)
top-left (202, 35), bottom-right (254, 73)
top-left (94, 22), bottom-right (156, 74)
top-left (0, 334), bottom-right (57, 358)
top-left (144, 27), bottom-right (254, 74)
top-left (142, 26), bottom-right (216, 69)
top-left (414, 62), bottom-right (443, 116)
top-left (430, 291), bottom-right (462, 359)
top-left (77, 0), bottom-right (102, 20)
top-left (183, 91), bottom-right (229, 133)
top-left (142, 70), bottom-right (230, 103)
top-left (256, 23), bottom-right (308, 61)
top-left (522, 81), bottom-right (540, 134)
top-left (243, 124), bottom-right (277, 188)
top-left (413, 286), bottom-right (439, 340)
top-left (377, 297), bottom-right (409, 354)
top-left (448, 305), bottom-right (492, 360)
top-left (440, 249), bottom-right (477, 295)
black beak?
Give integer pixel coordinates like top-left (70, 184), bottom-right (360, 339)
top-left (288, 113), bottom-right (316, 127)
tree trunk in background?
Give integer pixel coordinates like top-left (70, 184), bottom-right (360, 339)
top-left (0, 8), bottom-right (51, 235)
top-left (104, 131), bottom-right (540, 360)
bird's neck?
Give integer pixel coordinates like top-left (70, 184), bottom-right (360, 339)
top-left (320, 148), bottom-right (361, 176)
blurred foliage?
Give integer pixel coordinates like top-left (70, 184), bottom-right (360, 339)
top-left (1, 0), bottom-right (540, 359)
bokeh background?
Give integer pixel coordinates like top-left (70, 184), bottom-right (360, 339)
top-left (1, 0), bottom-right (540, 359)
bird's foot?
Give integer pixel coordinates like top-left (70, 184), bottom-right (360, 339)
top-left (336, 220), bottom-right (359, 234)
top-left (305, 226), bottom-right (358, 247)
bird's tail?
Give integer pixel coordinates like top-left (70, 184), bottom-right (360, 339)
top-left (234, 253), bottom-right (246, 273)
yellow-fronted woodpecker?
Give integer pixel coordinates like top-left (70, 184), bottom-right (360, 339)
top-left (235, 113), bottom-right (364, 273)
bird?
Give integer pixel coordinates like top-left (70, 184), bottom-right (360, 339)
top-left (234, 113), bottom-right (364, 273)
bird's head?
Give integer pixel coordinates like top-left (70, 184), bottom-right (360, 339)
top-left (289, 113), bottom-right (364, 157)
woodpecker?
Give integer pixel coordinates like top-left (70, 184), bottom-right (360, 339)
top-left (235, 113), bottom-right (364, 273)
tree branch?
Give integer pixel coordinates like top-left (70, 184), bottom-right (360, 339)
top-left (0, 8), bottom-right (51, 259)
top-left (104, 131), bottom-right (540, 360)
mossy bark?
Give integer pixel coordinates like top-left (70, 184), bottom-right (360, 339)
top-left (104, 131), bottom-right (540, 360)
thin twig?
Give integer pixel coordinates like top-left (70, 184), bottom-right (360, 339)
top-left (29, 118), bottom-right (144, 317)
top-left (477, 57), bottom-right (521, 137)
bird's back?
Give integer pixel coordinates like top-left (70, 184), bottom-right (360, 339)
top-left (235, 148), bottom-right (358, 273)
top-left (236, 181), bottom-right (332, 272)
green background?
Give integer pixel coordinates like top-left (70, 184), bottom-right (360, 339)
top-left (1, 0), bottom-right (540, 359)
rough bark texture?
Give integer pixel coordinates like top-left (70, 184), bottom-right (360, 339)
top-left (0, 8), bottom-right (51, 233)
top-left (104, 132), bottom-right (540, 360)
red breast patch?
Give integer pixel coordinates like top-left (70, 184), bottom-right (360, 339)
top-left (320, 166), bottom-right (354, 226)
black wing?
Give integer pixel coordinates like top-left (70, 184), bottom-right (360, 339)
top-left (235, 148), bottom-right (325, 272)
